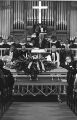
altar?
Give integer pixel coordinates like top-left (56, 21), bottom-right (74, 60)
top-left (5, 66), bottom-right (68, 97)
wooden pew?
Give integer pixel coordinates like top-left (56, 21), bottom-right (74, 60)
top-left (73, 89), bottom-right (77, 115)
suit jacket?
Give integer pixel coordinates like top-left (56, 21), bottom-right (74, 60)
top-left (1, 43), bottom-right (10, 48)
top-left (19, 50), bottom-right (27, 59)
top-left (12, 49), bottom-right (19, 61)
top-left (0, 67), bottom-right (14, 90)
top-left (66, 62), bottom-right (76, 86)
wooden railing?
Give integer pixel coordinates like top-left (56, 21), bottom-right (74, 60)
top-left (0, 48), bottom-right (77, 56)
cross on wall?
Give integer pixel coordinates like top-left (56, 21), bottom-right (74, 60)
top-left (32, 1), bottom-right (48, 24)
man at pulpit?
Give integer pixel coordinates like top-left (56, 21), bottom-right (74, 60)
top-left (41, 36), bottom-right (50, 48)
top-left (32, 24), bottom-right (47, 48)
top-left (39, 32), bottom-right (47, 48)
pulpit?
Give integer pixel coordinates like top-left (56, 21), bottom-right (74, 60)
top-left (31, 48), bottom-right (46, 54)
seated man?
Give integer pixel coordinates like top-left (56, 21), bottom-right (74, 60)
top-left (74, 74), bottom-right (77, 89)
top-left (19, 44), bottom-right (28, 59)
top-left (16, 44), bottom-right (31, 73)
top-left (1, 40), bottom-right (10, 48)
top-left (0, 59), bottom-right (14, 108)
top-left (64, 56), bottom-right (76, 70)
top-left (60, 47), bottom-right (74, 68)
top-left (51, 45), bottom-right (60, 67)
top-left (2, 44), bottom-right (19, 68)
top-left (9, 44), bottom-right (19, 61)
top-left (43, 52), bottom-right (58, 71)
top-left (2, 44), bottom-right (19, 61)
top-left (65, 56), bottom-right (76, 106)
top-left (31, 33), bottom-right (40, 48)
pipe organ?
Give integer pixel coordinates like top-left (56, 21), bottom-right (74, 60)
top-left (25, 1), bottom-right (68, 29)
top-left (56, 2), bottom-right (67, 30)
top-left (26, 1), bottom-right (54, 27)
top-left (41, 1), bottom-right (54, 26)
top-left (0, 0), bottom-right (70, 42)
top-left (26, 1), bottom-right (39, 26)
top-left (13, 0), bottom-right (24, 30)
top-left (0, 0), bottom-right (10, 39)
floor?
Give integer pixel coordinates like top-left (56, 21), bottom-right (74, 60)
top-left (1, 102), bottom-right (77, 120)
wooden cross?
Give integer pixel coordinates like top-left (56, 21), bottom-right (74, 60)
top-left (32, 1), bottom-right (48, 24)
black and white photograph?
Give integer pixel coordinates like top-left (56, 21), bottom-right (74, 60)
top-left (0, 0), bottom-right (77, 120)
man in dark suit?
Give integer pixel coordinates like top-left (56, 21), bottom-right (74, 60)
top-left (55, 41), bottom-right (61, 48)
top-left (19, 44), bottom-right (27, 59)
top-left (31, 33), bottom-right (39, 48)
top-left (0, 59), bottom-right (14, 93)
top-left (64, 56), bottom-right (76, 108)
top-left (1, 40), bottom-right (10, 48)
top-left (41, 37), bottom-right (50, 48)
top-left (0, 59), bottom-right (14, 111)
top-left (9, 44), bottom-right (19, 61)
top-left (15, 44), bottom-right (30, 73)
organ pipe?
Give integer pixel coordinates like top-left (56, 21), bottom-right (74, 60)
top-left (60, 2), bottom-right (63, 30)
top-left (0, 1), bottom-right (68, 38)
top-left (52, 2), bottom-right (54, 26)
top-left (26, 1), bottom-right (54, 27)
top-left (13, 0), bottom-right (24, 30)
top-left (56, 1), bottom-right (67, 30)
top-left (16, 1), bottom-right (17, 29)
top-left (0, 1), bottom-right (10, 39)
top-left (0, 9), bottom-right (1, 37)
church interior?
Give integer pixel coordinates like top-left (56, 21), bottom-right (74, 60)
top-left (0, 0), bottom-right (77, 120)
